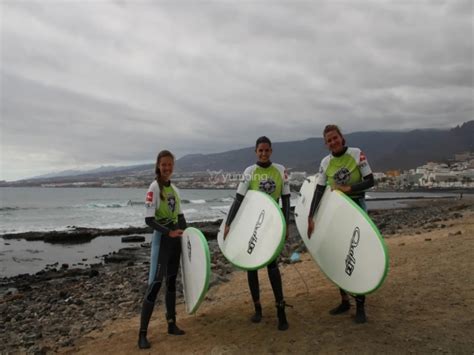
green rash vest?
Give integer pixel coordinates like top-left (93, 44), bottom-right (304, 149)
top-left (237, 163), bottom-right (290, 200)
top-left (315, 147), bottom-right (373, 199)
top-left (145, 181), bottom-right (182, 225)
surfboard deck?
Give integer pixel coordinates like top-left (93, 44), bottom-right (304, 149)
top-left (295, 179), bottom-right (388, 295)
top-left (217, 190), bottom-right (286, 271)
top-left (180, 227), bottom-right (211, 314)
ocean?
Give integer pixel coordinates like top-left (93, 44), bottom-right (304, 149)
top-left (0, 187), bottom-right (460, 277)
top-left (0, 187), bottom-right (236, 234)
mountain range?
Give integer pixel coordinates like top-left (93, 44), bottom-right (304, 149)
top-left (177, 121), bottom-right (473, 173)
top-left (11, 121), bottom-right (474, 184)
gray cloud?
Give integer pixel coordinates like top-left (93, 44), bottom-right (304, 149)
top-left (1, 0), bottom-right (472, 180)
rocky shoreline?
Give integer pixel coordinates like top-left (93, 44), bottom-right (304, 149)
top-left (1, 199), bottom-right (472, 353)
top-left (1, 221), bottom-right (222, 244)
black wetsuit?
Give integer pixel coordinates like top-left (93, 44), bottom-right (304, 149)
top-left (309, 147), bottom-right (374, 304)
top-left (139, 180), bottom-right (186, 346)
top-left (226, 161), bottom-right (291, 305)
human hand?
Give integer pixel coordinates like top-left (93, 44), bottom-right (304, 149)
top-left (169, 229), bottom-right (183, 238)
top-left (307, 218), bottom-right (315, 239)
top-left (223, 225), bottom-right (230, 240)
top-left (333, 184), bottom-right (351, 194)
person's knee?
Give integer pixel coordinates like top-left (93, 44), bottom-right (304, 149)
top-left (146, 281), bottom-right (162, 303)
top-left (267, 260), bottom-right (278, 270)
top-left (166, 274), bottom-right (177, 292)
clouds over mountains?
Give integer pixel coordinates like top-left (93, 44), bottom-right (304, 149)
top-left (1, 1), bottom-right (472, 180)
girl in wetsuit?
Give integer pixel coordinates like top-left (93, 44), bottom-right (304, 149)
top-left (307, 124), bottom-right (374, 324)
top-left (138, 150), bottom-right (187, 349)
top-left (224, 136), bottom-right (291, 331)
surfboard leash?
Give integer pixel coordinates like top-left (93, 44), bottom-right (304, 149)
top-left (291, 263), bottom-right (310, 296)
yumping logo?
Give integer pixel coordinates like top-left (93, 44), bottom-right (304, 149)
top-left (187, 237), bottom-right (192, 262)
top-left (345, 227), bottom-right (360, 276)
top-left (207, 170), bottom-right (269, 185)
top-left (247, 210), bottom-right (265, 254)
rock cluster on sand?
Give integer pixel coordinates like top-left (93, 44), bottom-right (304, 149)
top-left (0, 200), bottom-right (472, 353)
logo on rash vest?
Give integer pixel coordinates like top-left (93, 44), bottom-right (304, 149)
top-left (345, 227), bottom-right (360, 276)
top-left (334, 168), bottom-right (351, 185)
top-left (359, 151), bottom-right (368, 169)
top-left (167, 195), bottom-right (176, 212)
top-left (259, 179), bottom-right (276, 194)
top-left (247, 210), bottom-right (265, 254)
top-left (187, 237), bottom-right (192, 262)
top-left (145, 191), bottom-right (153, 207)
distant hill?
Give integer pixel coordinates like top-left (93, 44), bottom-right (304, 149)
top-left (176, 121), bottom-right (474, 173)
top-left (30, 165), bottom-right (144, 179)
top-left (7, 121), bottom-right (473, 185)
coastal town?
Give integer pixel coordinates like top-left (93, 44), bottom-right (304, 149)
top-left (26, 151), bottom-right (474, 190)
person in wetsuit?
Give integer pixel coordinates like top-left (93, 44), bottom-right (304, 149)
top-left (224, 136), bottom-right (291, 331)
top-left (138, 150), bottom-right (187, 349)
top-left (307, 124), bottom-right (374, 324)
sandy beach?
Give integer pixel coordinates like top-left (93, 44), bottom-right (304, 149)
top-left (1, 199), bottom-right (473, 354)
top-left (71, 202), bottom-right (473, 354)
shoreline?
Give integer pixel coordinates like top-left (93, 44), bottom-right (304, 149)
top-left (1, 184), bottom-right (473, 192)
top-left (1, 220), bottom-right (222, 244)
top-left (0, 195), bottom-right (465, 243)
top-left (1, 198), bottom-right (472, 280)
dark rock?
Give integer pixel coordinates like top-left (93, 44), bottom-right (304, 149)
top-left (74, 299), bottom-right (84, 306)
top-left (121, 236), bottom-right (145, 243)
top-left (104, 254), bottom-right (130, 263)
top-left (87, 269), bottom-right (98, 278)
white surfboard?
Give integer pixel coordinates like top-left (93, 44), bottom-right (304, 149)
top-left (180, 227), bottom-right (211, 314)
top-left (294, 175), bottom-right (318, 241)
top-left (217, 190), bottom-right (286, 271)
top-left (295, 180), bottom-right (388, 295)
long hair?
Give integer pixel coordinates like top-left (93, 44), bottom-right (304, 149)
top-left (155, 150), bottom-right (175, 201)
top-left (323, 124), bottom-right (346, 146)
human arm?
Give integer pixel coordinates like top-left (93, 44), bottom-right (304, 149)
top-left (307, 184), bottom-right (326, 239)
top-left (224, 193), bottom-right (244, 239)
top-left (333, 174), bottom-right (374, 194)
top-left (223, 167), bottom-right (252, 239)
top-left (145, 216), bottom-right (183, 237)
top-left (281, 194), bottom-right (290, 239)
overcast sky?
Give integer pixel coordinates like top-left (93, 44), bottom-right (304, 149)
top-left (1, 0), bottom-right (472, 181)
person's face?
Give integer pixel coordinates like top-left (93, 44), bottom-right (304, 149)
top-left (324, 130), bottom-right (344, 154)
top-left (159, 156), bottom-right (174, 181)
top-left (256, 143), bottom-right (272, 163)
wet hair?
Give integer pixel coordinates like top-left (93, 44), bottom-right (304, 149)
top-left (155, 150), bottom-right (175, 200)
top-left (255, 136), bottom-right (272, 149)
top-left (323, 124), bottom-right (346, 146)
